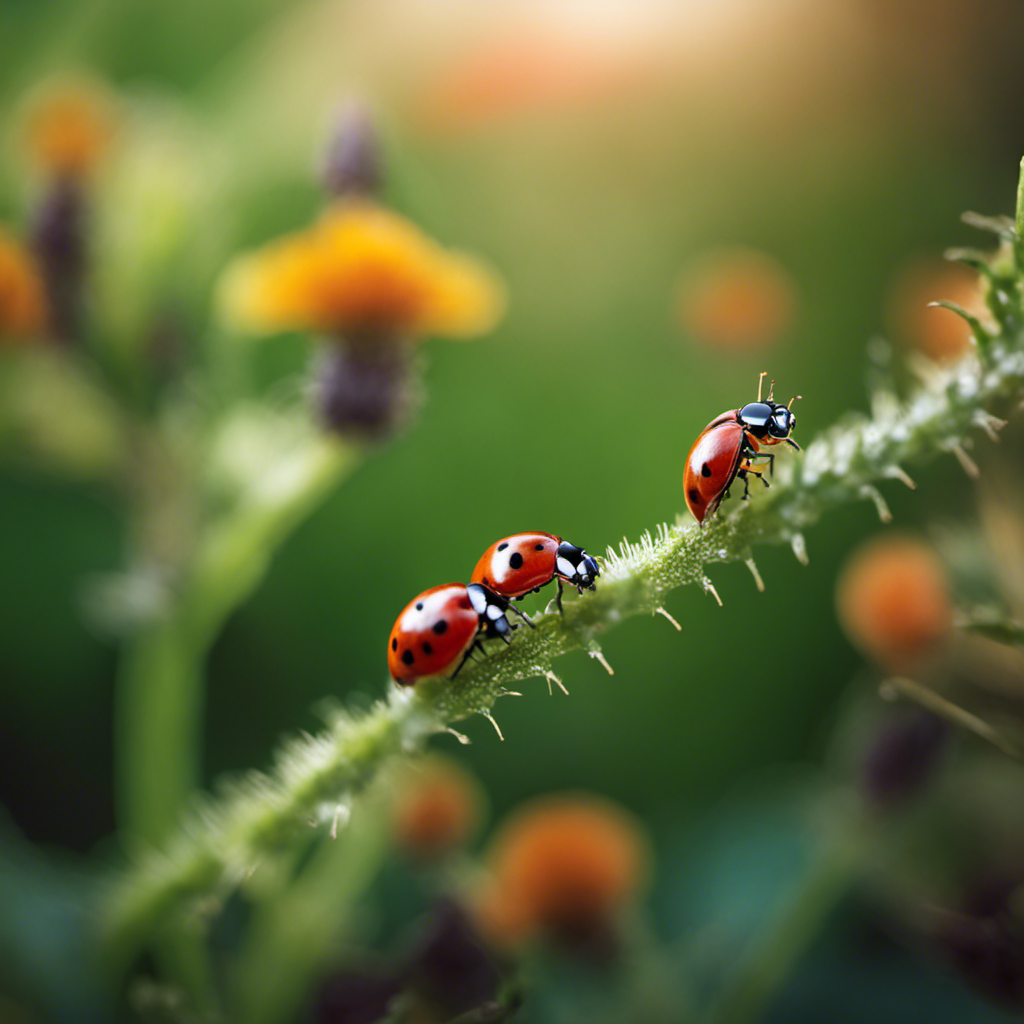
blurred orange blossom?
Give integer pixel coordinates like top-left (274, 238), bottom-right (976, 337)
top-left (21, 78), bottom-right (115, 179)
top-left (886, 257), bottom-right (990, 364)
top-left (475, 794), bottom-right (648, 948)
top-left (836, 533), bottom-right (954, 673)
top-left (392, 756), bottom-right (482, 862)
top-left (0, 228), bottom-right (48, 342)
top-left (675, 247), bottom-right (798, 353)
top-left (219, 202), bottom-right (504, 341)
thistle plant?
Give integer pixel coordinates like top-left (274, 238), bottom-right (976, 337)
top-left (101, 159), bottom-right (1024, 982)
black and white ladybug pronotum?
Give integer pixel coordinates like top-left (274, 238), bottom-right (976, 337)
top-left (684, 372), bottom-right (800, 524)
top-left (388, 582), bottom-right (512, 686)
top-left (471, 532), bottom-right (600, 614)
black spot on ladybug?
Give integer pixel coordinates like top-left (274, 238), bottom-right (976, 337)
top-left (401, 650), bottom-right (414, 665)
top-left (701, 463), bottom-right (712, 477)
top-left (432, 620), bottom-right (448, 634)
top-left (509, 552), bottom-right (524, 569)
top-left (391, 638), bottom-right (397, 651)
top-left (415, 602), bottom-right (424, 611)
top-left (497, 542), bottom-right (509, 551)
top-left (422, 641), bottom-right (433, 655)
top-left (535, 543), bottom-right (544, 550)
top-left (688, 487), bottom-right (702, 505)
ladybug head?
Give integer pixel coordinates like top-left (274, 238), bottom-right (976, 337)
top-left (555, 542), bottom-right (600, 592)
top-left (768, 403), bottom-right (795, 439)
top-left (739, 399), bottom-right (797, 442)
top-left (466, 583), bottom-right (513, 639)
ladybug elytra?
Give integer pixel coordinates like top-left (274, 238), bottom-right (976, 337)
top-left (471, 532), bottom-right (599, 614)
top-left (388, 582), bottom-right (512, 686)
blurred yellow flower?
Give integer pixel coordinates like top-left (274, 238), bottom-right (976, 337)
top-left (0, 228), bottom-right (47, 341)
top-left (220, 202), bottom-right (504, 340)
top-left (22, 79), bottom-right (115, 179)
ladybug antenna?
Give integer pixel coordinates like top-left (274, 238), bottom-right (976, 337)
top-left (787, 394), bottom-right (802, 409)
top-left (757, 370), bottom-right (768, 402)
top-left (767, 379), bottom-right (776, 402)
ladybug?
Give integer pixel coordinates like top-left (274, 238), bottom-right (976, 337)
top-left (471, 532), bottom-right (600, 614)
top-left (684, 373), bottom-right (800, 524)
top-left (388, 582), bottom-right (513, 686)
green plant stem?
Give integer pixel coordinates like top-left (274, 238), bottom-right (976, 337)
top-left (118, 616), bottom-right (205, 847)
top-left (104, 322), bottom-right (1024, 954)
top-left (701, 835), bottom-right (864, 1024)
top-left (103, 175), bottom-right (1024, 963)
top-left (104, 694), bottom-right (416, 971)
top-left (118, 436), bottom-right (361, 847)
top-left (231, 796), bottom-right (389, 1024)
top-left (155, 924), bottom-right (223, 1023)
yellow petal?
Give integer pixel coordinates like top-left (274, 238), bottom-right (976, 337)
top-left (219, 201), bottom-right (504, 340)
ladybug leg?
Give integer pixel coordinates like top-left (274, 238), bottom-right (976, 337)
top-left (506, 603), bottom-right (537, 629)
top-left (451, 639), bottom-right (486, 679)
top-left (744, 452), bottom-right (774, 485)
top-left (738, 469), bottom-right (751, 500)
top-left (785, 437), bottom-right (801, 451)
top-left (555, 578), bottom-right (565, 615)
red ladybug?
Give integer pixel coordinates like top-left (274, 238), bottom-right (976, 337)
top-left (388, 582), bottom-right (512, 686)
top-left (684, 373), bottom-right (800, 524)
top-left (471, 532), bottom-right (600, 614)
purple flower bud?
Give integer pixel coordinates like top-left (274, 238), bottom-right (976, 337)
top-left (931, 872), bottom-right (1024, 1012)
top-left (860, 710), bottom-right (949, 808)
top-left (320, 101), bottom-right (384, 199)
top-left (30, 176), bottom-right (86, 342)
top-left (406, 899), bottom-right (505, 1018)
top-left (314, 337), bottom-right (415, 438)
top-left (313, 962), bottom-right (404, 1024)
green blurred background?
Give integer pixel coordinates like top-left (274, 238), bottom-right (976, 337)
top-left (2, 0), bottom-right (1024, 1020)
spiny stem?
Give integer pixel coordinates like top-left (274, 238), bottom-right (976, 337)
top-left (101, 178), bottom-right (1024, 964)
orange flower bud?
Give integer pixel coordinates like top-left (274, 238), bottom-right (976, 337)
top-left (392, 756), bottom-right (481, 862)
top-left (836, 534), bottom-right (953, 672)
top-left (886, 257), bottom-right (990, 364)
top-left (21, 79), bottom-right (115, 179)
top-left (675, 247), bottom-right (797, 353)
top-left (0, 227), bottom-right (47, 342)
top-left (476, 794), bottom-right (647, 949)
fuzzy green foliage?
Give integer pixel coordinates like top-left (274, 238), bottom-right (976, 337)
top-left (101, 164), bottom-right (1024, 965)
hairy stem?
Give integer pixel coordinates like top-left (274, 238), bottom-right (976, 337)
top-left (102, 178), bottom-right (1024, 965)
